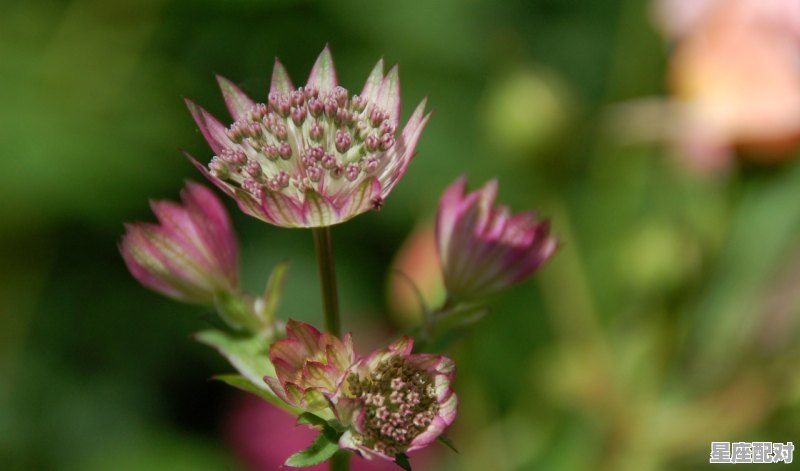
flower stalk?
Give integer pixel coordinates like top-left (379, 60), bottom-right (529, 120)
top-left (313, 227), bottom-right (342, 337)
top-left (330, 451), bottom-right (350, 471)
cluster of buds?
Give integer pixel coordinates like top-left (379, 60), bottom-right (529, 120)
top-left (185, 47), bottom-right (430, 228)
top-left (264, 321), bottom-right (456, 461)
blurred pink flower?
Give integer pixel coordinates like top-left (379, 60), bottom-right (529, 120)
top-left (120, 182), bottom-right (238, 304)
top-left (388, 222), bottom-right (446, 325)
top-left (653, 0), bottom-right (800, 169)
top-left (185, 46), bottom-right (430, 228)
top-left (335, 336), bottom-right (457, 461)
top-left (225, 394), bottom-right (403, 471)
top-left (436, 176), bottom-right (557, 301)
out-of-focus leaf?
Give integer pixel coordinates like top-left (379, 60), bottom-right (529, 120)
top-left (194, 329), bottom-right (274, 389)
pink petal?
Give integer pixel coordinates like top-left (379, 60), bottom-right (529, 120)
top-left (286, 319), bottom-right (324, 352)
top-left (306, 46), bottom-right (338, 94)
top-left (216, 75), bottom-right (255, 122)
top-left (360, 58), bottom-right (385, 103)
top-left (270, 58), bottom-right (295, 95)
top-left (378, 99), bottom-right (430, 197)
top-left (184, 98), bottom-right (232, 154)
top-left (375, 65), bottom-right (401, 124)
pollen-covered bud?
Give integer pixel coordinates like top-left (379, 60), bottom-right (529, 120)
top-left (291, 106), bottom-right (307, 126)
top-left (335, 130), bottom-right (352, 152)
top-left (264, 144), bottom-right (279, 161)
top-left (308, 97), bottom-right (324, 117)
top-left (290, 89), bottom-right (305, 106)
top-left (278, 142), bottom-right (292, 160)
top-left (245, 159), bottom-right (262, 178)
top-left (309, 121), bottom-right (324, 141)
top-left (365, 134), bottom-right (380, 152)
top-left (334, 86), bottom-right (348, 106)
top-left (364, 156), bottom-right (379, 174)
top-left (321, 153), bottom-right (337, 169)
top-left (307, 165), bottom-right (323, 183)
top-left (330, 164), bottom-right (344, 179)
top-left (273, 123), bottom-right (288, 141)
top-left (351, 94), bottom-right (366, 112)
top-left (370, 109), bottom-right (385, 126)
top-left (345, 163), bottom-right (360, 182)
top-left (324, 97), bottom-right (338, 117)
top-left (209, 157), bottom-right (229, 179)
top-left (380, 134), bottom-right (395, 151)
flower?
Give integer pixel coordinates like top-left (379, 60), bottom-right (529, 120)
top-left (335, 337), bottom-right (457, 460)
top-left (265, 320), bottom-right (356, 412)
top-left (436, 176), bottom-right (557, 301)
top-left (120, 181), bottom-right (238, 305)
top-left (184, 46), bottom-right (430, 228)
top-left (652, 0), bottom-right (800, 169)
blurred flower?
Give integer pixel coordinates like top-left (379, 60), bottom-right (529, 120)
top-left (336, 336), bottom-right (457, 461)
top-left (185, 46), bottom-right (430, 228)
top-left (120, 182), bottom-right (238, 305)
top-left (651, 0), bottom-right (800, 169)
top-left (436, 176), bottom-right (557, 301)
top-left (387, 222), bottom-right (446, 326)
top-left (265, 319), bottom-right (356, 412)
top-left (225, 394), bottom-right (407, 471)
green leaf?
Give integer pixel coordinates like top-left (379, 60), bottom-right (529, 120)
top-left (296, 412), bottom-right (329, 429)
top-left (213, 291), bottom-right (260, 332)
top-left (437, 435), bottom-right (459, 453)
top-left (258, 261), bottom-right (289, 325)
top-left (285, 431), bottom-right (340, 467)
top-left (194, 329), bottom-right (274, 389)
top-left (394, 453), bottom-right (412, 470)
top-left (213, 374), bottom-right (300, 415)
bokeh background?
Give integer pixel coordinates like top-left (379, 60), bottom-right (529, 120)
top-left (3, 0), bottom-right (800, 470)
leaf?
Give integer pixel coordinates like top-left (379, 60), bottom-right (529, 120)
top-left (437, 435), bottom-right (459, 453)
top-left (394, 453), bottom-right (412, 470)
top-left (258, 261), bottom-right (289, 325)
top-left (213, 374), bottom-right (300, 415)
top-left (296, 412), bottom-right (329, 429)
top-left (213, 291), bottom-right (260, 332)
top-left (194, 329), bottom-right (274, 388)
top-left (285, 431), bottom-right (340, 467)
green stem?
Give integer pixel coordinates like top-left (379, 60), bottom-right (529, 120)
top-left (330, 451), bottom-right (350, 471)
top-left (312, 227), bottom-right (341, 337)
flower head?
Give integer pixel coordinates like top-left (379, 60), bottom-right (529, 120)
top-left (436, 176), bottom-right (557, 301)
top-left (653, 0), bottom-right (800, 169)
top-left (336, 337), bottom-right (457, 460)
top-left (185, 46), bottom-right (430, 228)
top-left (265, 320), bottom-right (356, 412)
top-left (120, 182), bottom-right (238, 304)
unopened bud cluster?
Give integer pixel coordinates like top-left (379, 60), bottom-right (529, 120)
top-left (210, 85), bottom-right (397, 202)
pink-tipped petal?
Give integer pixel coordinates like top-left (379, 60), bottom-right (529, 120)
top-left (306, 46), bottom-right (338, 94)
top-left (270, 58), bottom-right (295, 95)
top-left (361, 58), bottom-right (385, 103)
top-left (184, 99), bottom-right (232, 154)
top-left (216, 75), bottom-right (255, 122)
top-left (375, 65), bottom-right (401, 124)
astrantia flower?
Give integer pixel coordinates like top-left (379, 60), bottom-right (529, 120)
top-left (436, 176), bottom-right (557, 301)
top-left (265, 320), bottom-right (356, 412)
top-left (120, 182), bottom-right (238, 304)
top-left (184, 46), bottom-right (430, 228)
top-left (335, 337), bottom-right (457, 460)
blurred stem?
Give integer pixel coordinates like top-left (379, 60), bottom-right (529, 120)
top-left (312, 227), bottom-right (341, 337)
top-left (330, 451), bottom-right (350, 471)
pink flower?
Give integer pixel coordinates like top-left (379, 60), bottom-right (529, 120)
top-left (184, 46), bottom-right (430, 228)
top-left (436, 176), bottom-right (557, 301)
top-left (335, 337), bottom-right (457, 461)
top-left (265, 320), bottom-right (356, 412)
top-left (653, 0), bottom-right (800, 169)
top-left (120, 182), bottom-right (238, 305)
